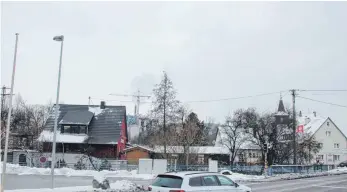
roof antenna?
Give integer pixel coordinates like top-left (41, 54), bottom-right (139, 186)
top-left (88, 96), bottom-right (91, 107)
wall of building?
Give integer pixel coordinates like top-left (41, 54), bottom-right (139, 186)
top-left (314, 118), bottom-right (347, 164)
top-left (125, 148), bottom-right (150, 164)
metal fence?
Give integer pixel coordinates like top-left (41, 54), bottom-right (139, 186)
top-left (268, 164), bottom-right (336, 175)
top-left (18, 160), bottom-right (139, 172)
top-left (18, 159), bottom-right (338, 176)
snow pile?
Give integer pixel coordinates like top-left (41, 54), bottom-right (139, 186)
top-left (226, 172), bottom-right (265, 182)
top-left (6, 180), bottom-right (145, 192)
top-left (0, 163), bottom-right (155, 180)
top-left (93, 172), bottom-right (107, 183)
top-left (220, 170), bottom-right (265, 182)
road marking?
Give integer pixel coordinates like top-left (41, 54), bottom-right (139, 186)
top-left (273, 179), bottom-right (347, 192)
top-left (313, 185), bottom-right (347, 189)
top-left (249, 178), bottom-right (339, 190)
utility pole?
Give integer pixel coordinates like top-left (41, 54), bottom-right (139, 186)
top-left (0, 86), bottom-right (11, 163)
top-left (1, 86), bottom-right (11, 109)
top-left (291, 89), bottom-right (297, 165)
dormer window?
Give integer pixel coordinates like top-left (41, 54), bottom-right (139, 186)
top-left (61, 125), bottom-right (87, 134)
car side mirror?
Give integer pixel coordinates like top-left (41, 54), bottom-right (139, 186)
top-left (235, 183), bottom-right (239, 188)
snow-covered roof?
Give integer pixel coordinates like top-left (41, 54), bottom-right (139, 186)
top-left (297, 113), bottom-right (327, 135)
top-left (43, 104), bottom-right (126, 145)
top-left (124, 145), bottom-right (155, 153)
top-left (151, 144), bottom-right (259, 155)
top-left (88, 106), bottom-right (105, 116)
top-left (153, 146), bottom-right (184, 154)
top-left (59, 111), bottom-right (94, 125)
top-left (275, 111), bottom-right (289, 116)
top-left (38, 130), bottom-right (88, 144)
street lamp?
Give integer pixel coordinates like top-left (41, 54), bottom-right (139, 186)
top-left (51, 35), bottom-right (64, 189)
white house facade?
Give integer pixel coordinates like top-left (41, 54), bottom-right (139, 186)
top-left (298, 112), bottom-right (347, 165)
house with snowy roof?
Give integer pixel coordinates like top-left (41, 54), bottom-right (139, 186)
top-left (297, 111), bottom-right (347, 165)
top-left (38, 102), bottom-right (128, 159)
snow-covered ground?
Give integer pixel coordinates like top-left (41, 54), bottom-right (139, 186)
top-left (221, 167), bottom-right (347, 182)
top-left (0, 163), bottom-right (155, 180)
top-left (5, 180), bottom-right (142, 192)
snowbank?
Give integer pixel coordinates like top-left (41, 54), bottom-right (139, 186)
top-left (221, 167), bottom-right (347, 183)
top-left (5, 180), bottom-right (143, 192)
top-left (220, 170), bottom-right (265, 182)
top-left (226, 172), bottom-right (265, 182)
top-left (0, 163), bottom-right (155, 180)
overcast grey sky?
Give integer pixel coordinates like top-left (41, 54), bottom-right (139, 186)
top-left (1, 1), bottom-right (347, 132)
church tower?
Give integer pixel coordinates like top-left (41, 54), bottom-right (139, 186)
top-left (274, 96), bottom-right (289, 125)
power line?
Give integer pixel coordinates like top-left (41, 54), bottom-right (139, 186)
top-left (90, 97), bottom-right (151, 103)
top-left (298, 89), bottom-right (347, 92)
top-left (184, 91), bottom-right (284, 103)
top-left (297, 96), bottom-right (347, 108)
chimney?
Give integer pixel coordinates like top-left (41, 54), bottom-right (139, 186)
top-left (100, 101), bottom-right (106, 109)
top-left (313, 111), bottom-right (316, 117)
top-left (299, 111), bottom-right (302, 117)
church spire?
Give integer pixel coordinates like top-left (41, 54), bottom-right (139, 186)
top-left (275, 95), bottom-right (289, 124)
top-left (278, 98), bottom-right (286, 113)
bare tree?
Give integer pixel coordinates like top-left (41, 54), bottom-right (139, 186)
top-left (1, 94), bottom-right (52, 150)
top-left (219, 109), bottom-right (250, 165)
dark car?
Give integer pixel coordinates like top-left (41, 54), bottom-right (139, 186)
top-left (338, 161), bottom-right (347, 167)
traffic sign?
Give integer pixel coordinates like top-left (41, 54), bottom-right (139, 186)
top-left (39, 156), bottom-right (47, 163)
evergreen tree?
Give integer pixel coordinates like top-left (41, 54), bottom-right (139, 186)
top-left (151, 71), bottom-right (180, 156)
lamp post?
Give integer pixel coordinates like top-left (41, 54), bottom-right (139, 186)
top-left (51, 35), bottom-right (64, 189)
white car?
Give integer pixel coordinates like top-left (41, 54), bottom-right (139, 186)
top-left (148, 171), bottom-right (252, 192)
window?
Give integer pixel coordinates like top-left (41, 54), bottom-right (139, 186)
top-left (198, 154), bottom-right (204, 164)
top-left (326, 131), bottom-right (331, 136)
top-left (327, 122), bottom-right (330, 126)
top-left (249, 153), bottom-right (252, 158)
top-left (189, 177), bottom-right (202, 187)
top-left (333, 155), bottom-right (340, 161)
top-left (202, 176), bottom-right (219, 186)
top-left (252, 153), bottom-right (256, 158)
top-left (80, 126), bottom-right (87, 134)
top-left (317, 155), bottom-right (324, 160)
top-left (216, 175), bottom-right (235, 186)
top-left (61, 125), bottom-right (87, 134)
top-left (334, 143), bottom-right (340, 148)
top-left (238, 153), bottom-right (244, 162)
top-left (152, 175), bottom-right (183, 188)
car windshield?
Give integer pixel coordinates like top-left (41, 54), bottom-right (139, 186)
top-left (152, 175), bottom-right (183, 188)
